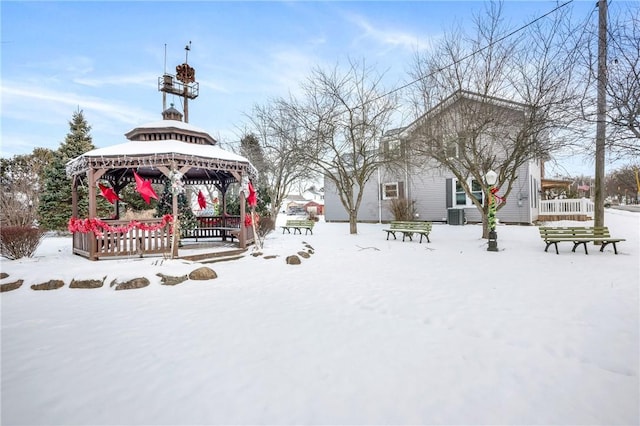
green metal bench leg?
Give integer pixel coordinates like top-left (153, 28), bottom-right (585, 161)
top-left (545, 242), bottom-right (559, 254)
top-left (599, 241), bottom-right (618, 254)
top-left (572, 241), bottom-right (588, 254)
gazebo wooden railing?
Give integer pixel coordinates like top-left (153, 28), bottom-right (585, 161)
top-left (182, 215), bottom-right (255, 243)
top-left (182, 215), bottom-right (241, 239)
top-left (72, 218), bottom-right (173, 260)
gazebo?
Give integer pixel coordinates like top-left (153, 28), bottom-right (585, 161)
top-left (65, 106), bottom-right (257, 260)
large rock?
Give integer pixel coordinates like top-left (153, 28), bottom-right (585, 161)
top-left (188, 267), bottom-right (217, 280)
top-left (286, 255), bottom-right (301, 265)
top-left (0, 272), bottom-right (8, 280)
top-left (31, 280), bottom-right (65, 291)
top-left (157, 273), bottom-right (188, 286)
top-left (1, 279), bottom-right (23, 293)
top-left (113, 278), bottom-right (150, 291)
top-left (70, 278), bottom-right (105, 289)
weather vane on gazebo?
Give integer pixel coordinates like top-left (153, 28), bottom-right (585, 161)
top-left (159, 41), bottom-right (199, 123)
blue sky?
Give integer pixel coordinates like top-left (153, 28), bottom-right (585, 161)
top-left (1, 1), bottom-right (607, 176)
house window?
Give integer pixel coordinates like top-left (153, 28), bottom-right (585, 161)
top-left (387, 139), bottom-right (401, 158)
top-left (383, 182), bottom-right (399, 200)
top-left (444, 135), bottom-right (459, 158)
top-left (455, 179), bottom-right (483, 206)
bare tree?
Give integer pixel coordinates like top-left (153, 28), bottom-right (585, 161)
top-left (406, 1), bottom-right (581, 237)
top-left (606, 5), bottom-right (640, 158)
top-left (573, 2), bottom-right (640, 160)
top-left (0, 148), bottom-right (53, 227)
top-left (243, 99), bottom-right (316, 220)
top-left (605, 163), bottom-right (640, 203)
top-left (288, 59), bottom-right (398, 234)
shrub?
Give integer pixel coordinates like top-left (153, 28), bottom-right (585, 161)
top-left (389, 199), bottom-right (417, 221)
top-left (0, 226), bottom-right (45, 260)
top-left (256, 216), bottom-right (275, 239)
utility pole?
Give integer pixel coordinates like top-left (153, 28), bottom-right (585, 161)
top-left (594, 0), bottom-right (607, 228)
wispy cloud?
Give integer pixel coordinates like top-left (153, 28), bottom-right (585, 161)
top-left (73, 72), bottom-right (159, 89)
top-left (1, 83), bottom-right (156, 125)
top-left (345, 13), bottom-right (425, 53)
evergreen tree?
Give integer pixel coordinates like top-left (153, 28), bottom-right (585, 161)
top-left (38, 109), bottom-right (109, 230)
top-left (155, 180), bottom-right (197, 236)
top-left (240, 133), bottom-right (266, 181)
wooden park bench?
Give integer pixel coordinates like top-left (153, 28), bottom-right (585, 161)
top-left (383, 221), bottom-right (432, 243)
top-left (281, 219), bottom-right (315, 235)
top-left (538, 226), bottom-right (625, 255)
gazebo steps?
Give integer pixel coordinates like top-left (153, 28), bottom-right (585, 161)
top-left (179, 248), bottom-right (247, 263)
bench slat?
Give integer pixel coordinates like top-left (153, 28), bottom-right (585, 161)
top-left (538, 226), bottom-right (625, 254)
top-left (383, 221), bottom-right (432, 243)
top-left (281, 219), bottom-right (315, 235)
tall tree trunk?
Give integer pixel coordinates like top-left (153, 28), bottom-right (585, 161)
top-left (349, 211), bottom-right (358, 234)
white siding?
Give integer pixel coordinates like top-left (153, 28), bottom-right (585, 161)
top-left (324, 159), bottom-right (541, 224)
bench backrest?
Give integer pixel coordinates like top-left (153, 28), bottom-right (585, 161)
top-left (286, 219), bottom-right (315, 228)
top-left (539, 226), bottom-right (612, 239)
top-left (390, 221), bottom-right (432, 231)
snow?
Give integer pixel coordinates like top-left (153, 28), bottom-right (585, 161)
top-left (73, 139), bottom-right (250, 163)
top-left (131, 120), bottom-right (211, 134)
top-left (1, 210), bottom-right (638, 425)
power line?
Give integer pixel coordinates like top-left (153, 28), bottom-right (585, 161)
top-left (236, 0), bottom-right (579, 145)
top-left (371, 0), bottom-right (575, 103)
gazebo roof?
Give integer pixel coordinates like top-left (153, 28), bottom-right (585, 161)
top-left (66, 114), bottom-right (257, 187)
top-left (66, 139), bottom-right (257, 186)
top-left (124, 120), bottom-right (216, 145)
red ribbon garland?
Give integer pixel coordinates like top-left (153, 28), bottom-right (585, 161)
top-left (68, 214), bottom-right (174, 237)
top-left (490, 187), bottom-right (506, 205)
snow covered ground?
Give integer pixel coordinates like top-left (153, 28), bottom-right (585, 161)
top-left (1, 210), bottom-right (638, 425)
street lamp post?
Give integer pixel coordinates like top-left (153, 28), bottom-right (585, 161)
top-left (485, 170), bottom-right (499, 252)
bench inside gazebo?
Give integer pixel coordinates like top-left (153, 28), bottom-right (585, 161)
top-left (66, 106), bottom-right (258, 261)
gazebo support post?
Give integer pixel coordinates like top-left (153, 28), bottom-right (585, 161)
top-left (239, 190), bottom-right (246, 249)
top-left (88, 168), bottom-right (98, 260)
top-left (71, 176), bottom-right (79, 218)
top-left (171, 191), bottom-right (179, 259)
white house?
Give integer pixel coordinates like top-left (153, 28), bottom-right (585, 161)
top-left (324, 91), bottom-right (543, 225)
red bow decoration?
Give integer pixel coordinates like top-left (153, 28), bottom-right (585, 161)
top-left (244, 212), bottom-right (260, 227)
top-left (134, 171), bottom-right (158, 204)
top-left (490, 187), bottom-right (506, 205)
top-left (247, 180), bottom-right (257, 207)
top-left (197, 190), bottom-right (207, 210)
top-left (98, 183), bottom-right (120, 204)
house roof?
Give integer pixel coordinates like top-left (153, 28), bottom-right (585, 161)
top-left (400, 90), bottom-right (528, 138)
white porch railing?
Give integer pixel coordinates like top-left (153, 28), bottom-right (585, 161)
top-left (539, 198), bottom-right (594, 218)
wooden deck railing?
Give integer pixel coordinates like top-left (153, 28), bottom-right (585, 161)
top-left (539, 198), bottom-right (594, 219)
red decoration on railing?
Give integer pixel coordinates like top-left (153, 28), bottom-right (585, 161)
top-left (244, 212), bottom-right (259, 227)
top-left (68, 214), bottom-right (174, 237)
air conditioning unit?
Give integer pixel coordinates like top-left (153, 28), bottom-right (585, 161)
top-left (447, 208), bottom-right (465, 225)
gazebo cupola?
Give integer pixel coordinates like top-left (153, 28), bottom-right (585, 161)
top-left (162, 103), bottom-right (183, 121)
